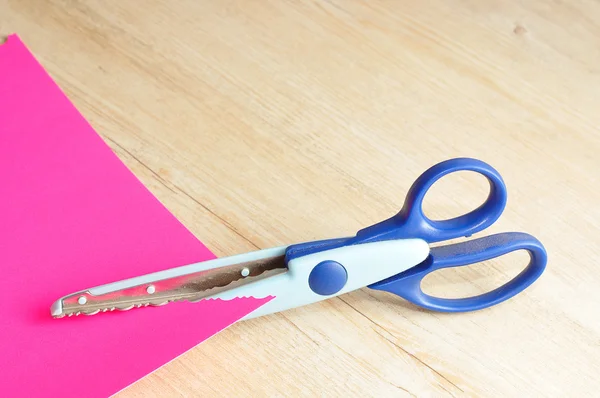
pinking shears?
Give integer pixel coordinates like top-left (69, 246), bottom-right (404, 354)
top-left (51, 158), bottom-right (547, 319)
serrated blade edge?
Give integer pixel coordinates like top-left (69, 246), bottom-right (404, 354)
top-left (52, 254), bottom-right (286, 318)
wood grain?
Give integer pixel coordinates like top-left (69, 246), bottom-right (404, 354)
top-left (2, 0), bottom-right (599, 396)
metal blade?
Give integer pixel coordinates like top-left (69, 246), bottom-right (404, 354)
top-left (51, 254), bottom-right (287, 318)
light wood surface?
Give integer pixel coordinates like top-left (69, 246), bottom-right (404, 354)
top-left (2, 1), bottom-right (599, 396)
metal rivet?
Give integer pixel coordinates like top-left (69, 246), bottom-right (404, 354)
top-left (78, 296), bottom-right (87, 305)
top-left (241, 268), bottom-right (250, 277)
top-left (146, 285), bottom-right (156, 294)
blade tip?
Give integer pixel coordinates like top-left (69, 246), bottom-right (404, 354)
top-left (50, 299), bottom-right (64, 318)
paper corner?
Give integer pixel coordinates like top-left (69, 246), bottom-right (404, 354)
top-left (0, 33), bottom-right (20, 53)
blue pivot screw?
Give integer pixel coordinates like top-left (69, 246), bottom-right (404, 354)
top-left (308, 260), bottom-right (348, 296)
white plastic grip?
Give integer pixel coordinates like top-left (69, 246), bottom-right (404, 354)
top-left (212, 238), bottom-right (430, 319)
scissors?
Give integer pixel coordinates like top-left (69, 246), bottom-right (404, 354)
top-left (50, 157), bottom-right (547, 319)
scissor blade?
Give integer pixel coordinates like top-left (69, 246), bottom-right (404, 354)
top-left (51, 254), bottom-right (287, 318)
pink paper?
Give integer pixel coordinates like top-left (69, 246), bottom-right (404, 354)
top-left (0, 34), bottom-right (271, 397)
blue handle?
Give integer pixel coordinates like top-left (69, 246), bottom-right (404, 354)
top-left (368, 232), bottom-right (547, 312)
top-left (286, 157), bottom-right (509, 261)
top-left (353, 157), bottom-right (508, 244)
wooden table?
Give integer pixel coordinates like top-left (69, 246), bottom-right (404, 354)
top-left (2, 1), bottom-right (599, 396)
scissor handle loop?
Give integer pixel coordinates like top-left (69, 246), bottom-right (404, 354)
top-left (355, 158), bottom-right (508, 244)
top-left (368, 232), bottom-right (547, 312)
